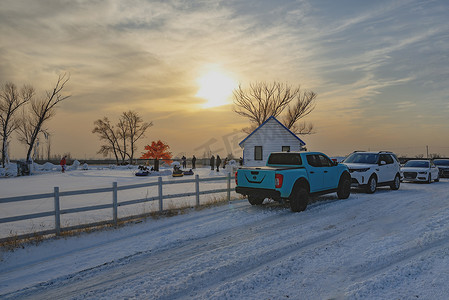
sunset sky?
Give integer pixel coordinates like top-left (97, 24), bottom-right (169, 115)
top-left (1, 0), bottom-right (449, 160)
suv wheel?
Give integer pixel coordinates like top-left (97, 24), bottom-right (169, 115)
top-left (365, 175), bottom-right (377, 194)
top-left (290, 185), bottom-right (309, 212)
top-left (390, 174), bottom-right (400, 190)
top-left (248, 196), bottom-right (264, 205)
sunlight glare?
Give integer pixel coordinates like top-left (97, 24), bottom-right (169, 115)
top-left (196, 70), bottom-right (238, 108)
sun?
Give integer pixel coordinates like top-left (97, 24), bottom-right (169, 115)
top-left (195, 70), bottom-right (238, 108)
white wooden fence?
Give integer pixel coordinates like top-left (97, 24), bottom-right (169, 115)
top-left (0, 174), bottom-right (234, 243)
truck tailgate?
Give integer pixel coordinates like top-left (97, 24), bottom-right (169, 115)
top-left (237, 168), bottom-right (276, 189)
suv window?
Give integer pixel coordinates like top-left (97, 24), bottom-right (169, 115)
top-left (343, 153), bottom-right (378, 164)
top-left (379, 154), bottom-right (394, 164)
top-left (434, 160), bottom-right (449, 166)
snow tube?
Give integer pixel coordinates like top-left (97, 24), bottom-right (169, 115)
top-left (183, 170), bottom-right (194, 175)
top-left (172, 172), bottom-right (184, 177)
top-left (135, 171), bottom-right (150, 176)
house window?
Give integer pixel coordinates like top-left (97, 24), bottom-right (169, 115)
top-left (254, 146), bottom-right (263, 160)
top-left (282, 146), bottom-right (290, 152)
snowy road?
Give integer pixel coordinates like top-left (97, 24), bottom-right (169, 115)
top-left (2, 179), bottom-right (449, 299)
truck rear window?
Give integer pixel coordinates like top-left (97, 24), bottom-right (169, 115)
top-left (268, 153), bottom-right (302, 165)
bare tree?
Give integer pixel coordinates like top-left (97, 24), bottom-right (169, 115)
top-left (17, 74), bottom-right (71, 162)
top-left (233, 81), bottom-right (317, 134)
top-left (92, 117), bottom-right (121, 165)
top-left (0, 83), bottom-right (34, 166)
top-left (93, 112), bottom-right (152, 165)
top-left (121, 111), bottom-right (152, 164)
top-left (115, 118), bottom-right (129, 163)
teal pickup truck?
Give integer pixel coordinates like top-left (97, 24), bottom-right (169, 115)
top-left (235, 152), bottom-right (351, 212)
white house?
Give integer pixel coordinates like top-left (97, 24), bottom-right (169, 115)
top-left (239, 116), bottom-right (306, 167)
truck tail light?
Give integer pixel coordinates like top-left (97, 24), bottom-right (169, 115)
top-left (235, 171), bottom-right (238, 185)
top-left (275, 174), bottom-right (283, 188)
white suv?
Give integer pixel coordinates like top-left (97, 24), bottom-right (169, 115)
top-left (342, 151), bottom-right (401, 193)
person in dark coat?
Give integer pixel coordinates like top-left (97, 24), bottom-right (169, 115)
top-left (210, 155), bottom-right (215, 170)
top-left (216, 155), bottom-right (222, 172)
top-left (154, 157), bottom-right (159, 172)
top-left (192, 155), bottom-right (196, 169)
top-left (182, 156), bottom-right (187, 169)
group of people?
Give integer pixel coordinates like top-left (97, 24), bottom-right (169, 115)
top-left (180, 155), bottom-right (234, 172)
top-left (209, 155), bottom-right (224, 172)
top-left (178, 154), bottom-right (227, 172)
top-left (181, 155), bottom-right (197, 169)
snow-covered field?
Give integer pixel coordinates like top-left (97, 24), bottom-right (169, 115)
top-left (0, 165), bottom-right (237, 239)
top-left (1, 169), bottom-right (449, 299)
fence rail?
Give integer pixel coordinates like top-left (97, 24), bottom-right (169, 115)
top-left (0, 174), bottom-right (235, 243)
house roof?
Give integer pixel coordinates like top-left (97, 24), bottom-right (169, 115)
top-left (239, 116), bottom-right (306, 147)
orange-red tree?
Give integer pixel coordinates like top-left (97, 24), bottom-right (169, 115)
top-left (140, 140), bottom-right (173, 164)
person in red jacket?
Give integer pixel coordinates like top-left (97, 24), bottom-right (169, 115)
top-left (60, 156), bottom-right (66, 173)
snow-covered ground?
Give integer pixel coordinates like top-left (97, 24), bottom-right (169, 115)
top-left (0, 165), bottom-right (237, 238)
top-left (1, 169), bottom-right (449, 299)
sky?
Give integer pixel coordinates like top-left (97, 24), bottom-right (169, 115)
top-left (1, 0), bottom-right (449, 160)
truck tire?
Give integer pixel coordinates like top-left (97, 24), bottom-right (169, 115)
top-left (248, 196), bottom-right (264, 205)
top-left (365, 175), bottom-right (377, 194)
top-left (337, 174), bottom-right (351, 199)
top-left (290, 185), bottom-right (309, 212)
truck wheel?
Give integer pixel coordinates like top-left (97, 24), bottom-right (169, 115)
top-left (248, 196), bottom-right (264, 205)
top-left (390, 174), bottom-right (400, 190)
top-left (290, 186), bottom-right (309, 212)
top-left (337, 175), bottom-right (351, 199)
top-left (365, 175), bottom-right (377, 194)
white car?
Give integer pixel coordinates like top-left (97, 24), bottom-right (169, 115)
top-left (401, 160), bottom-right (439, 183)
top-left (342, 151), bottom-right (401, 193)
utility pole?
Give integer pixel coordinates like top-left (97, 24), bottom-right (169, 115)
top-left (426, 145), bottom-right (429, 158)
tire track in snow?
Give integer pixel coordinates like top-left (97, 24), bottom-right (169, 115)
top-left (0, 200), bottom-right (249, 275)
top-left (1, 204), bottom-right (294, 299)
top-left (7, 195), bottom-right (394, 299)
top-left (345, 213), bottom-right (449, 291)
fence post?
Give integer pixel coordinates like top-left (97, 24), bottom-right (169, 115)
top-left (158, 176), bottom-right (163, 212)
top-left (113, 182), bottom-right (118, 227)
top-left (195, 174), bottom-right (200, 207)
top-left (54, 187), bottom-right (61, 236)
top-left (227, 172), bottom-right (231, 203)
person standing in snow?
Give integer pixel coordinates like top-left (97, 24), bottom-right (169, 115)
top-left (60, 156), bottom-right (67, 173)
top-left (182, 155), bottom-right (187, 169)
top-left (216, 155), bottom-right (222, 172)
top-left (210, 155), bottom-right (215, 170)
top-left (192, 155), bottom-right (196, 169)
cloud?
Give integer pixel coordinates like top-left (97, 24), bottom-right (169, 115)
top-left (1, 0), bottom-right (449, 158)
